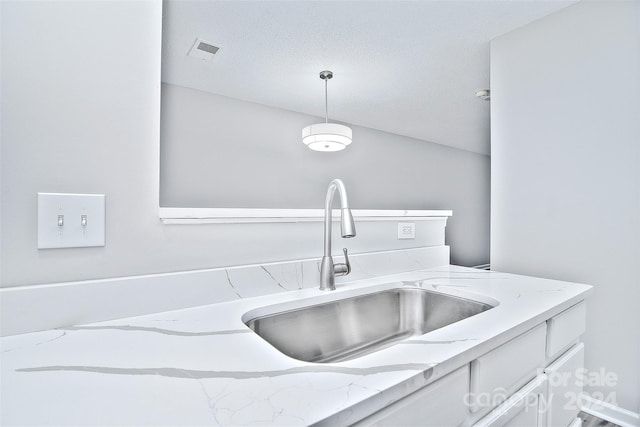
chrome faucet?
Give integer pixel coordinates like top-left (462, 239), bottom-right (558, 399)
top-left (320, 179), bottom-right (356, 291)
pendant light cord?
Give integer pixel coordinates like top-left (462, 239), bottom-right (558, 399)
top-left (324, 78), bottom-right (329, 124)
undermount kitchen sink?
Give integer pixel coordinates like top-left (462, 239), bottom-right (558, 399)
top-left (244, 287), bottom-right (495, 363)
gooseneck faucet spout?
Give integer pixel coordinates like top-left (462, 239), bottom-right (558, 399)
top-left (320, 179), bottom-right (356, 291)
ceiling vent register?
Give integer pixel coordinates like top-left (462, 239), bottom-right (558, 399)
top-left (188, 38), bottom-right (221, 60)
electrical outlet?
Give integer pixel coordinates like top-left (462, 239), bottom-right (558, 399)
top-left (37, 193), bottom-right (105, 249)
top-left (398, 222), bottom-right (416, 239)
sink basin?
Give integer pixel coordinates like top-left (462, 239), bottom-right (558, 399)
top-left (244, 287), bottom-right (495, 363)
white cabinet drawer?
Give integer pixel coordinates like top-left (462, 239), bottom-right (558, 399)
top-left (544, 343), bottom-right (584, 427)
top-left (354, 365), bottom-right (469, 427)
top-left (472, 375), bottom-right (547, 427)
top-left (546, 302), bottom-right (586, 360)
top-left (470, 323), bottom-right (546, 414)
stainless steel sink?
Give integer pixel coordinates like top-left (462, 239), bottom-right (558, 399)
top-left (245, 287), bottom-right (495, 363)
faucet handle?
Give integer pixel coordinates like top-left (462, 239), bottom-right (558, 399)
top-left (334, 248), bottom-right (352, 277)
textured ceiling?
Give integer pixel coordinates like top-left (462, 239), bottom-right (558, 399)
top-left (162, 0), bottom-right (576, 155)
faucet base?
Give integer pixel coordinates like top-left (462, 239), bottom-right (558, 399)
top-left (319, 256), bottom-right (336, 291)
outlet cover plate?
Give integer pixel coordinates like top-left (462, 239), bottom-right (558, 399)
top-left (37, 193), bottom-right (105, 249)
top-left (398, 222), bottom-right (416, 239)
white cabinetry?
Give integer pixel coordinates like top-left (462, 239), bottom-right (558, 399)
top-left (543, 302), bottom-right (587, 427)
top-left (546, 302), bottom-right (586, 361)
top-left (544, 343), bottom-right (585, 427)
top-left (353, 365), bottom-right (469, 427)
top-left (470, 323), bottom-right (547, 415)
top-left (469, 302), bottom-right (587, 427)
top-left (473, 375), bottom-right (547, 427)
top-left (353, 300), bottom-right (588, 427)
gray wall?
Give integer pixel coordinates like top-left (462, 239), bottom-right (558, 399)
top-left (161, 83), bottom-right (491, 268)
top-left (491, 0), bottom-right (640, 414)
top-left (0, 0), bottom-right (488, 288)
top-left (161, 83), bottom-right (489, 210)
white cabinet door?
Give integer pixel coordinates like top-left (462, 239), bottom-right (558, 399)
top-left (470, 323), bottom-right (547, 414)
top-left (546, 302), bottom-right (586, 361)
top-left (354, 365), bottom-right (469, 427)
top-left (544, 343), bottom-right (584, 427)
top-left (473, 375), bottom-right (547, 427)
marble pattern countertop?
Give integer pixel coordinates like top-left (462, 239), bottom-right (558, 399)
top-left (0, 265), bottom-right (592, 426)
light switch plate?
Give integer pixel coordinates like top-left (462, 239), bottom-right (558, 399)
top-left (397, 222), bottom-right (416, 239)
top-left (37, 193), bottom-right (105, 249)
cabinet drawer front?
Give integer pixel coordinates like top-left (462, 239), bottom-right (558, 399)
top-left (473, 375), bottom-right (547, 427)
top-left (470, 323), bottom-right (546, 413)
top-left (544, 343), bottom-right (584, 427)
top-left (503, 402), bottom-right (538, 427)
top-left (354, 365), bottom-right (469, 427)
top-left (546, 302), bottom-right (586, 360)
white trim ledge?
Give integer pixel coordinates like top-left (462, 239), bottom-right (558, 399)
top-left (580, 394), bottom-right (640, 427)
top-left (159, 207), bottom-right (453, 224)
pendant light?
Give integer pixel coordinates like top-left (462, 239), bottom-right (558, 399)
top-left (302, 70), bottom-right (352, 152)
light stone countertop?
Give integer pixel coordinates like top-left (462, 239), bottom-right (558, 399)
top-left (0, 265), bottom-right (592, 426)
